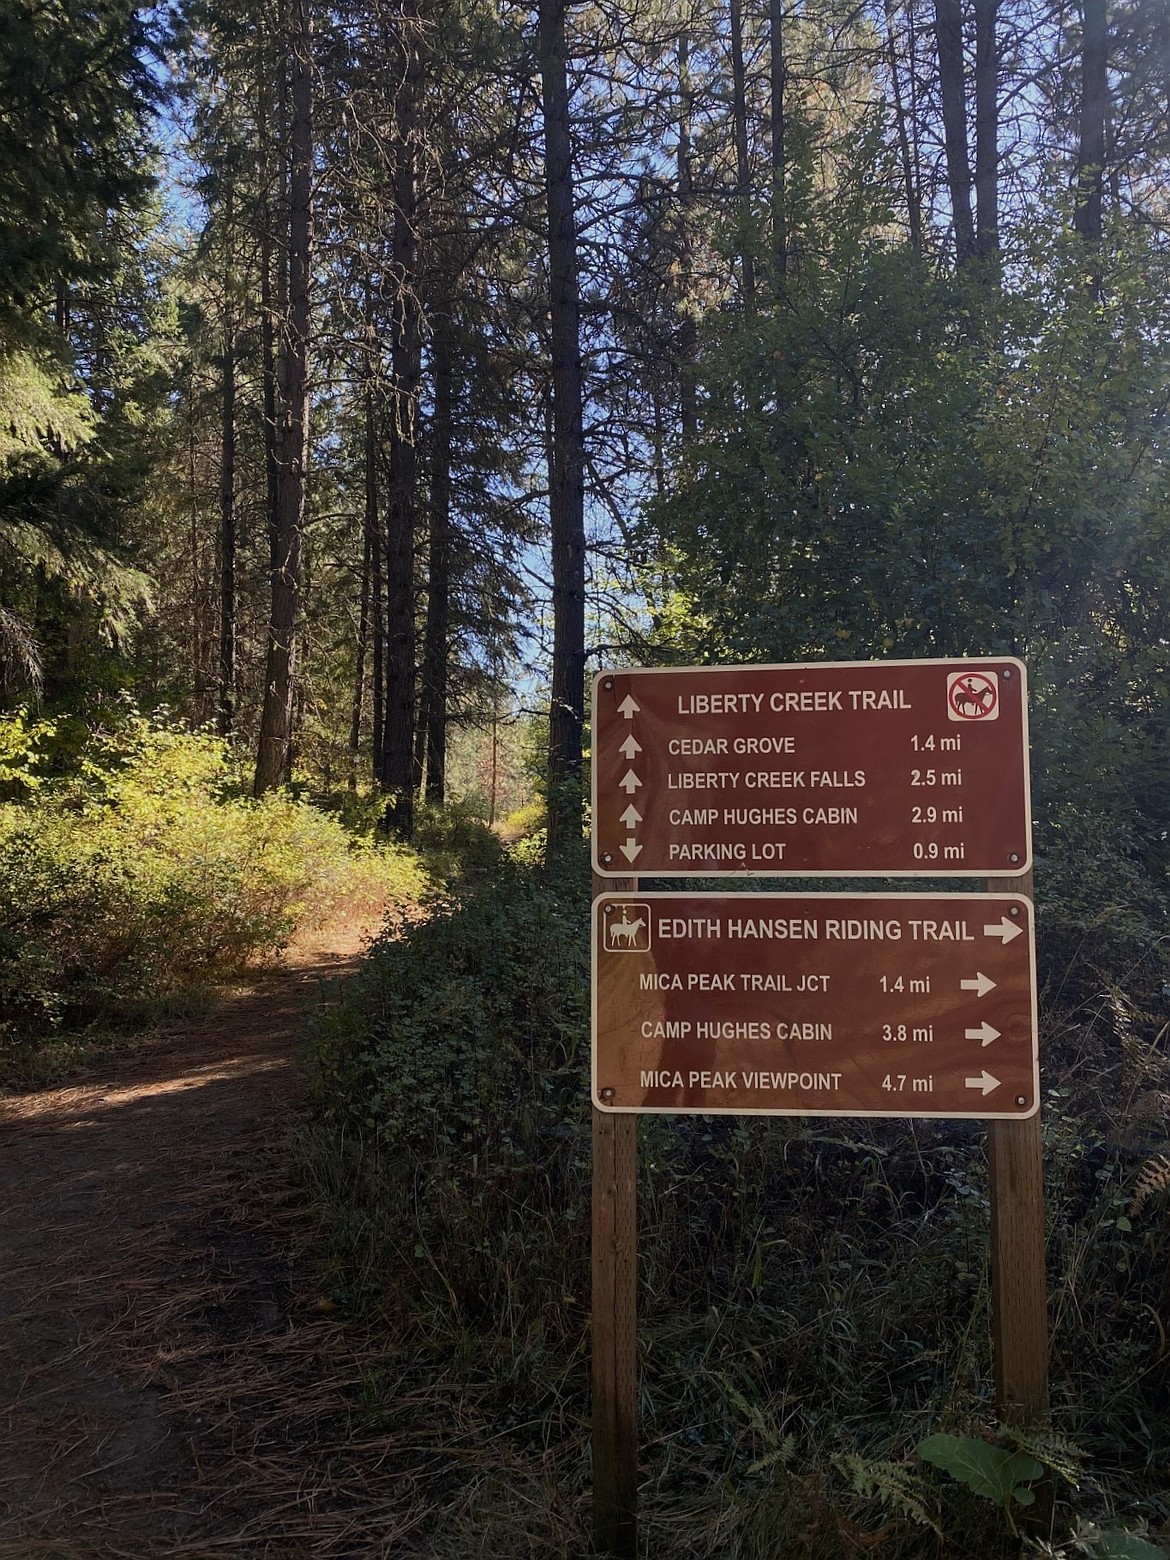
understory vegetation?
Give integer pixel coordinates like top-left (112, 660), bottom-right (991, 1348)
top-left (307, 848), bottom-right (1170, 1559)
top-left (0, 708), bottom-right (429, 1081)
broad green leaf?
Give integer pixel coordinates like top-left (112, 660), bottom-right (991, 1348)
top-left (916, 1434), bottom-right (1043, 1507)
top-left (1089, 1532), bottom-right (1167, 1560)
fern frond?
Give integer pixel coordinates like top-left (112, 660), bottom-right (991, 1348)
top-left (836, 1453), bottom-right (942, 1536)
top-left (999, 1426), bottom-right (1087, 1487)
top-left (1131, 1154), bottom-right (1170, 1218)
top-left (746, 1435), bottom-right (796, 1476)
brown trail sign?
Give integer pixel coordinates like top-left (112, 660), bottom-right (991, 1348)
top-left (593, 892), bottom-right (1038, 1119)
top-left (592, 657), bottom-right (1030, 878)
top-left (588, 659), bottom-right (1045, 1557)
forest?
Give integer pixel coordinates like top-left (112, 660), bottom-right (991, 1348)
top-left (2, 0), bottom-right (1170, 1554)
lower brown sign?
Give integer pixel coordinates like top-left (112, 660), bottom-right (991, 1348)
top-left (593, 893), bottom-right (1038, 1118)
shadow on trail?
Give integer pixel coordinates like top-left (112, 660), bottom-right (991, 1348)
top-left (0, 951), bottom-right (434, 1560)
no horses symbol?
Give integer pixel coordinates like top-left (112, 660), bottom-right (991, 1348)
top-left (947, 670), bottom-right (999, 721)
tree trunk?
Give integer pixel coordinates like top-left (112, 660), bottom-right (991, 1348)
top-left (1074, 0), bottom-right (1107, 248)
top-left (934, 0), bottom-right (976, 266)
top-left (371, 448), bottom-right (385, 785)
top-left (349, 521), bottom-right (371, 790)
top-left (217, 295), bottom-right (236, 739)
top-left (974, 0), bottom-right (999, 266)
top-left (260, 227), bottom-right (280, 575)
top-left (677, 34), bottom-right (697, 444)
top-left (539, 0), bottom-right (587, 855)
top-left (728, 0), bottom-right (757, 308)
top-left (885, 0), bottom-right (923, 252)
top-left (255, 0), bottom-right (312, 795)
top-left (768, 0), bottom-right (786, 292)
top-left (422, 312), bottom-right (453, 806)
top-left (379, 0), bottom-right (424, 838)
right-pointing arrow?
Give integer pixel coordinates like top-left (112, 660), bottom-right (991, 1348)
top-left (984, 916), bottom-right (1023, 944)
top-left (960, 972), bottom-right (996, 998)
top-left (965, 1070), bottom-right (1001, 1096)
top-left (965, 1022), bottom-right (1001, 1046)
top-left (619, 769), bottom-right (643, 795)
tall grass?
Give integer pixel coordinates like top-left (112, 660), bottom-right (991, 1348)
top-left (305, 859), bottom-right (1170, 1557)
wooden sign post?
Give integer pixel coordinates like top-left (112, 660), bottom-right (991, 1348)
top-left (592, 872), bottom-right (639, 1559)
top-left (588, 661), bottom-right (1048, 1551)
top-left (987, 871), bottom-right (1049, 1425)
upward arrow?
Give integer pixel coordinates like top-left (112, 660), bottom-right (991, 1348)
top-left (619, 769), bottom-right (643, 794)
top-left (618, 694), bottom-right (640, 719)
top-left (619, 804), bottom-right (642, 829)
top-left (619, 733), bottom-right (642, 760)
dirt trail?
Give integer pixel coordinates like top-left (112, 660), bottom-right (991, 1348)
top-left (0, 923), bottom-right (436, 1559)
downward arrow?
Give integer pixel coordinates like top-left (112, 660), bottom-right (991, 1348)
top-left (965, 1070), bottom-right (1001, 1096)
top-left (960, 972), bottom-right (996, 998)
top-left (619, 769), bottom-right (643, 794)
top-left (618, 695), bottom-right (640, 719)
top-left (619, 804), bottom-right (642, 829)
top-left (620, 839), bottom-right (643, 863)
top-left (984, 916), bottom-right (1023, 944)
top-left (619, 733), bottom-right (642, 760)
top-left (965, 1022), bottom-right (1001, 1047)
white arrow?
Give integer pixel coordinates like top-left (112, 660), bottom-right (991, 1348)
top-left (620, 839), bottom-right (643, 863)
top-left (965, 1070), bottom-right (1001, 1096)
top-left (619, 769), bottom-right (643, 794)
top-left (960, 972), bottom-right (996, 998)
top-left (965, 1022), bottom-right (1001, 1047)
top-left (619, 804), bottom-right (642, 829)
top-left (618, 695), bottom-right (640, 719)
top-left (619, 733), bottom-right (642, 760)
top-left (984, 916), bottom-right (1023, 944)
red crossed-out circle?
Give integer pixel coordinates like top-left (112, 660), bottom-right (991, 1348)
top-left (948, 671), bottom-right (998, 720)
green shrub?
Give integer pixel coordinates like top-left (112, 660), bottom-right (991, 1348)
top-left (409, 798), bottom-right (508, 882)
top-left (497, 798), bottom-right (546, 843)
top-left (306, 854), bottom-right (1170, 1558)
top-left (0, 712), bottom-right (429, 1051)
top-left (309, 859), bottom-right (591, 1342)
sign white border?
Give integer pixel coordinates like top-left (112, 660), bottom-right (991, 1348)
top-left (591, 891), bottom-right (1040, 1120)
top-left (591, 655), bottom-right (1032, 879)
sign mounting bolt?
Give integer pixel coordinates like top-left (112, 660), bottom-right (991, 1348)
top-left (603, 678), bottom-right (614, 691)
top-left (1009, 853), bottom-right (1020, 864)
top-left (601, 1087), bottom-right (615, 1100)
top-left (602, 853), bottom-right (613, 865)
top-left (1015, 1096), bottom-right (1026, 1107)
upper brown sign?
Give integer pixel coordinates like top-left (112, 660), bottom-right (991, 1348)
top-left (592, 658), bottom-right (1031, 878)
top-left (593, 892), bottom-right (1039, 1119)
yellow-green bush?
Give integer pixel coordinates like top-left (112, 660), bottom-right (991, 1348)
top-left (0, 714), bottom-right (428, 1044)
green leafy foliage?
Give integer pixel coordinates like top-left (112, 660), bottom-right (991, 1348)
top-left (312, 860), bottom-right (589, 1167)
top-left (640, 194), bottom-right (1170, 1000)
top-left (306, 856), bottom-right (1170, 1556)
top-left (837, 1453), bottom-right (942, 1536)
top-left (917, 1433), bottom-right (1043, 1516)
top-left (0, 710), bottom-right (427, 1062)
top-left (1085, 1532), bottom-right (1167, 1560)
top-left (0, 0), bottom-right (158, 314)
